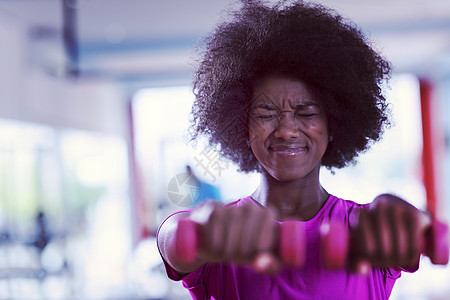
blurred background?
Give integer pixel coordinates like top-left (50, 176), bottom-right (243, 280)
top-left (0, 0), bottom-right (449, 299)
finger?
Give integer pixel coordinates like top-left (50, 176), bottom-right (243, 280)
top-left (373, 203), bottom-right (393, 265)
top-left (349, 209), bottom-right (375, 272)
top-left (224, 207), bottom-right (245, 260)
top-left (255, 207), bottom-right (277, 253)
top-left (356, 260), bottom-right (372, 276)
top-left (190, 201), bottom-right (223, 224)
top-left (203, 205), bottom-right (226, 260)
top-left (237, 204), bottom-right (260, 260)
top-left (358, 209), bottom-right (377, 259)
top-left (391, 205), bottom-right (408, 265)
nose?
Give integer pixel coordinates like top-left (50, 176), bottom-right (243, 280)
top-left (273, 113), bottom-right (300, 140)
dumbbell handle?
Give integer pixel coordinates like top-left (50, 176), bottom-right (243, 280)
top-left (174, 219), bottom-right (306, 267)
top-left (320, 219), bottom-right (449, 269)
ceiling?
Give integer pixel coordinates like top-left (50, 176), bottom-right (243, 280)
top-left (1, 0), bottom-right (450, 87)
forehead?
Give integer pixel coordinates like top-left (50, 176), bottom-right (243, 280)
top-left (251, 74), bottom-right (318, 107)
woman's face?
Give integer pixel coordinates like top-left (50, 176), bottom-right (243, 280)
top-left (248, 74), bottom-right (329, 182)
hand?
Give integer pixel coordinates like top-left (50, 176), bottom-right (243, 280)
top-left (189, 200), bottom-right (281, 273)
top-left (350, 194), bottom-right (430, 273)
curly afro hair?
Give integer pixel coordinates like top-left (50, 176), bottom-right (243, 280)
top-left (190, 0), bottom-right (391, 173)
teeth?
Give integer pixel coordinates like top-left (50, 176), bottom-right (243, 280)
top-left (272, 145), bottom-right (305, 151)
top-left (270, 145), bottom-right (306, 154)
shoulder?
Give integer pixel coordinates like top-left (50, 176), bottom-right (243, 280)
top-left (329, 195), bottom-right (368, 209)
top-left (326, 195), bottom-right (368, 222)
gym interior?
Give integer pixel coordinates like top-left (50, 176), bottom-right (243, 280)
top-left (0, 0), bottom-right (449, 299)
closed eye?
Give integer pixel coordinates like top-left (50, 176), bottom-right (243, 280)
top-left (295, 104), bottom-right (320, 118)
top-left (251, 105), bottom-right (278, 121)
top-left (295, 112), bottom-right (317, 118)
top-left (253, 114), bottom-right (278, 120)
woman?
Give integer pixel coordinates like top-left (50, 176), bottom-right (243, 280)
top-left (157, 1), bottom-right (429, 299)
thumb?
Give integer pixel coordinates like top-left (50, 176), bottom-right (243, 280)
top-left (251, 251), bottom-right (281, 275)
top-left (349, 259), bottom-right (372, 276)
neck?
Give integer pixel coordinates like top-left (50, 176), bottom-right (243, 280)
top-left (251, 169), bottom-right (329, 221)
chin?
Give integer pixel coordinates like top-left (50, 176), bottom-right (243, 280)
top-left (267, 168), bottom-right (310, 182)
top-left (262, 161), bottom-right (320, 182)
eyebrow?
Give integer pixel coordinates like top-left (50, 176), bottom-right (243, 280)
top-left (252, 103), bottom-right (277, 110)
top-left (293, 102), bottom-right (320, 109)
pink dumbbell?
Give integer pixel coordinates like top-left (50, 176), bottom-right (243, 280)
top-left (320, 219), bottom-right (449, 269)
top-left (175, 218), bottom-right (199, 263)
top-left (422, 220), bottom-right (449, 265)
top-left (319, 221), bottom-right (350, 269)
top-left (174, 218), bottom-right (306, 268)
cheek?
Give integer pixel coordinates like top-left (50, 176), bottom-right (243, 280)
top-left (315, 123), bottom-right (328, 139)
top-left (309, 117), bottom-right (328, 138)
top-left (316, 126), bottom-right (330, 151)
top-left (248, 121), bottom-right (271, 145)
top-left (302, 120), bottom-right (329, 151)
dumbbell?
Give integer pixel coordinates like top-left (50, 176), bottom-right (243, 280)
top-left (320, 219), bottom-right (449, 269)
top-left (174, 218), bottom-right (306, 267)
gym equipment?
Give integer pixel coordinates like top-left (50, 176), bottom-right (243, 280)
top-left (320, 219), bottom-right (449, 269)
top-left (175, 215), bottom-right (449, 269)
top-left (174, 219), bottom-right (306, 267)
